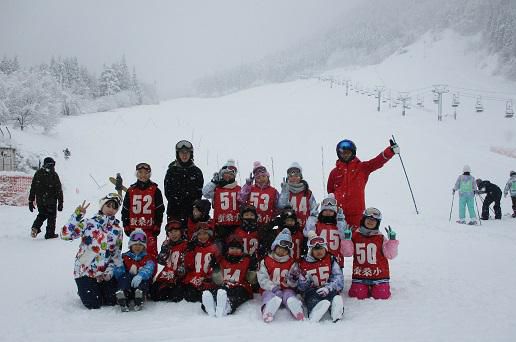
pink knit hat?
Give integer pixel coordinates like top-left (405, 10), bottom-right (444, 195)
top-left (252, 161), bottom-right (270, 177)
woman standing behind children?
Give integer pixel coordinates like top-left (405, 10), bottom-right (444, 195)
top-left (452, 165), bottom-right (478, 225)
top-left (341, 207), bottom-right (399, 300)
top-left (61, 194), bottom-right (123, 309)
top-left (278, 162), bottom-right (317, 228)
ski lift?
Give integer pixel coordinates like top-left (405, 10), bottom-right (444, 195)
top-left (452, 93), bottom-right (460, 108)
top-left (392, 100), bottom-right (399, 108)
top-left (475, 96), bottom-right (484, 112)
top-left (382, 96), bottom-right (388, 103)
top-left (506, 100), bottom-right (514, 118)
top-left (433, 92), bottom-right (439, 104)
top-left (416, 96), bottom-right (423, 107)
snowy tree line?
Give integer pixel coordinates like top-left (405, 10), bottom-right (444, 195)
top-left (0, 56), bottom-right (159, 132)
top-left (194, 0), bottom-right (516, 96)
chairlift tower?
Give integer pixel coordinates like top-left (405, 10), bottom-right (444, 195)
top-left (451, 93), bottom-right (460, 120)
top-left (397, 92), bottom-right (411, 116)
top-left (375, 86), bottom-right (385, 112)
top-left (432, 85), bottom-right (449, 121)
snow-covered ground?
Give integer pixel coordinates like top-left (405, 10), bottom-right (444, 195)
top-left (2, 32), bottom-right (516, 342)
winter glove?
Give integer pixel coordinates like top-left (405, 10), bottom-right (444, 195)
top-left (58, 202), bottom-right (63, 212)
top-left (337, 207), bottom-right (345, 222)
top-left (29, 202), bottom-right (34, 212)
top-left (389, 139), bottom-right (400, 154)
top-left (131, 274), bottom-right (143, 288)
top-left (115, 173), bottom-right (123, 191)
top-left (310, 203), bottom-right (320, 218)
top-left (280, 178), bottom-right (289, 193)
top-left (343, 226), bottom-right (352, 240)
top-left (289, 264), bottom-right (301, 282)
top-left (211, 172), bottom-right (221, 185)
top-left (385, 225), bottom-right (396, 240)
top-left (246, 172), bottom-right (254, 186)
top-left (316, 286), bottom-right (330, 297)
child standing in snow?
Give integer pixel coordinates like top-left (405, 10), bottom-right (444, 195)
top-left (304, 194), bottom-right (347, 267)
top-left (504, 171), bottom-right (516, 218)
top-left (182, 222), bottom-right (220, 302)
top-left (61, 194), bottom-right (123, 309)
top-left (151, 220), bottom-right (188, 302)
top-left (113, 229), bottom-right (155, 311)
top-left (278, 162), bottom-right (318, 228)
top-left (257, 228), bottom-right (304, 322)
top-left (201, 235), bottom-right (257, 317)
top-left (203, 159), bottom-right (241, 249)
top-left (452, 165), bottom-right (478, 225)
top-left (341, 207), bottom-right (399, 300)
top-left (239, 161), bottom-right (280, 225)
top-left (291, 231), bottom-right (344, 322)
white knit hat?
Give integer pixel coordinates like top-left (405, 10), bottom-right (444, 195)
top-left (320, 193), bottom-right (337, 214)
top-left (463, 165), bottom-right (471, 173)
top-left (220, 159), bottom-right (237, 176)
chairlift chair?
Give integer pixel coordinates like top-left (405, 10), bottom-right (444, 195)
top-left (433, 93), bottom-right (439, 104)
top-left (475, 96), bottom-right (484, 112)
top-left (506, 100), bottom-right (514, 118)
top-left (452, 94), bottom-right (460, 108)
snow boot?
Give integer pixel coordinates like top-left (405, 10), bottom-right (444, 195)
top-left (309, 300), bottom-right (331, 322)
top-left (286, 296), bottom-right (305, 321)
top-left (262, 296), bottom-right (282, 323)
top-left (202, 291), bottom-right (216, 317)
top-left (512, 212), bottom-right (516, 218)
top-left (45, 233), bottom-right (59, 239)
top-left (467, 220), bottom-right (478, 226)
top-left (215, 289), bottom-right (231, 318)
top-left (133, 289), bottom-right (144, 311)
top-left (456, 220), bottom-right (466, 224)
top-left (116, 290), bottom-right (129, 312)
top-left (31, 228), bottom-right (40, 238)
top-left (330, 295), bottom-right (344, 323)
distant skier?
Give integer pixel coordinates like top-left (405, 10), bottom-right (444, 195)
top-left (327, 139), bottom-right (399, 228)
top-left (164, 140), bottom-right (204, 224)
top-left (29, 157), bottom-right (64, 239)
top-left (504, 171), bottom-right (516, 218)
top-left (63, 148), bottom-right (71, 160)
top-left (452, 165), bottom-right (478, 225)
top-left (476, 178), bottom-right (502, 220)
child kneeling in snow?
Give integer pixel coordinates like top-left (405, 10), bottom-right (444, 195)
top-left (341, 207), bottom-right (399, 300)
top-left (257, 228), bottom-right (304, 323)
top-left (151, 219), bottom-right (188, 302)
top-left (291, 231), bottom-right (344, 322)
top-left (113, 229), bottom-right (155, 311)
top-left (201, 235), bottom-right (257, 317)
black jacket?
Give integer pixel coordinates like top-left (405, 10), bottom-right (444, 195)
top-left (478, 180), bottom-right (502, 199)
top-left (121, 180), bottom-right (165, 229)
top-left (164, 160), bottom-right (204, 221)
top-left (28, 167), bottom-right (63, 207)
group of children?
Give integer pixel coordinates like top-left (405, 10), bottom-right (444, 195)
top-left (453, 166), bottom-right (516, 224)
top-left (62, 158), bottom-right (400, 322)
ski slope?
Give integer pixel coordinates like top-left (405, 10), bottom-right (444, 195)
top-left (2, 32), bottom-right (516, 342)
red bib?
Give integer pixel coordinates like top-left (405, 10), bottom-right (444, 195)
top-left (247, 185), bottom-right (278, 224)
top-left (262, 255), bottom-right (294, 289)
top-left (298, 253), bottom-right (333, 287)
top-left (127, 184), bottom-right (157, 230)
top-left (213, 186), bottom-right (241, 226)
top-left (351, 231), bottom-right (390, 280)
top-left (315, 222), bottom-right (344, 267)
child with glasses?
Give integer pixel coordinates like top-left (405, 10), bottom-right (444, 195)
top-left (340, 207), bottom-right (399, 300)
top-left (151, 220), bottom-right (188, 302)
top-left (61, 193), bottom-right (124, 309)
top-left (304, 194), bottom-right (347, 268)
top-left (257, 228), bottom-right (304, 322)
top-left (113, 229), bottom-right (155, 311)
top-left (290, 231), bottom-right (344, 322)
top-left (278, 162), bottom-right (318, 229)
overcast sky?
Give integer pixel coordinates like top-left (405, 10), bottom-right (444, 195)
top-left (0, 0), bottom-right (358, 98)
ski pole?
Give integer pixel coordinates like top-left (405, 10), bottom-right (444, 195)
top-left (474, 195), bottom-right (482, 226)
top-left (392, 135), bottom-right (419, 214)
top-left (449, 192), bottom-right (455, 222)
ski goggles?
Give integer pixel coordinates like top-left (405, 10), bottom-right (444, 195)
top-left (221, 165), bottom-right (237, 175)
top-left (322, 197), bottom-right (337, 207)
top-left (278, 240), bottom-right (293, 249)
top-left (165, 220), bottom-right (182, 231)
top-left (136, 162), bottom-right (151, 172)
top-left (176, 140), bottom-right (193, 151)
top-left (130, 232), bottom-right (147, 243)
top-left (253, 166), bottom-right (267, 175)
top-left (287, 169), bottom-right (302, 177)
top-left (337, 139), bottom-right (355, 151)
top-left (308, 236), bottom-right (327, 249)
top-left (363, 207), bottom-right (382, 221)
top-left (102, 193), bottom-right (122, 206)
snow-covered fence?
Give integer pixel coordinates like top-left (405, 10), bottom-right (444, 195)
top-left (0, 173), bottom-right (32, 206)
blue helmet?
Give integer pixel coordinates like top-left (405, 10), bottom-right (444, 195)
top-left (336, 139), bottom-right (356, 160)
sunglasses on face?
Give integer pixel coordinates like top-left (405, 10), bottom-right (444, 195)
top-left (176, 140), bottom-right (193, 150)
top-left (131, 233), bottom-right (147, 243)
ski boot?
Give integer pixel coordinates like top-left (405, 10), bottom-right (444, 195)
top-left (133, 289), bottom-right (144, 311)
top-left (215, 289), bottom-right (231, 318)
top-left (309, 300), bottom-right (331, 322)
top-left (467, 220), bottom-right (478, 226)
top-left (456, 220), bottom-right (466, 224)
top-left (286, 297), bottom-right (305, 321)
top-left (331, 295), bottom-right (344, 323)
top-left (116, 290), bottom-right (129, 312)
top-left (262, 296), bottom-right (282, 323)
top-left (202, 291), bottom-right (216, 317)
top-left (31, 228), bottom-right (40, 238)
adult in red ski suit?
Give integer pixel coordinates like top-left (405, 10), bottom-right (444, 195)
top-left (327, 139), bottom-right (399, 228)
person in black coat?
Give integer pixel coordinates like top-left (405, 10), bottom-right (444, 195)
top-left (29, 157), bottom-right (63, 239)
top-left (476, 179), bottom-right (502, 220)
top-left (164, 140), bottom-right (204, 224)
